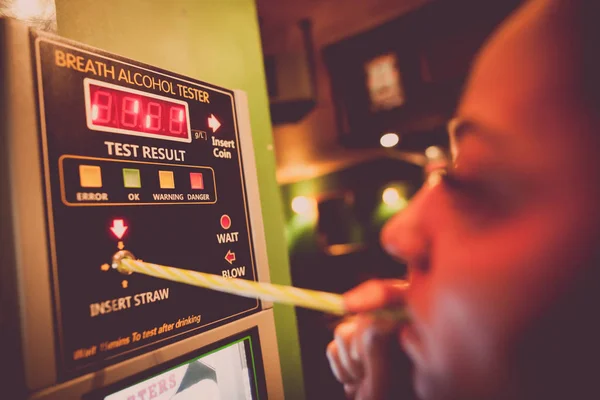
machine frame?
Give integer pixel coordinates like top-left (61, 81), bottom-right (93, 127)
top-left (0, 18), bottom-right (282, 399)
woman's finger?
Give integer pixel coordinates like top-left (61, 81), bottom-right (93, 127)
top-left (326, 339), bottom-right (357, 384)
top-left (344, 383), bottom-right (358, 399)
top-left (335, 321), bottom-right (364, 381)
top-left (344, 279), bottom-right (409, 313)
top-left (354, 315), bottom-right (404, 400)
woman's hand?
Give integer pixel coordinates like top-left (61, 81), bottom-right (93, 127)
top-left (326, 279), bottom-right (412, 400)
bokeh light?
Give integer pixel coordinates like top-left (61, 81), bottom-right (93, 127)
top-left (380, 133), bottom-right (400, 148)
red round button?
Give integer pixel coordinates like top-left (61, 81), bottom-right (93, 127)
top-left (220, 214), bottom-right (231, 230)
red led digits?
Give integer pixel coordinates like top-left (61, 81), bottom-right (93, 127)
top-left (169, 106), bottom-right (185, 135)
top-left (145, 101), bottom-right (162, 131)
top-left (91, 90), bottom-right (112, 123)
top-left (86, 81), bottom-right (190, 141)
top-left (121, 97), bottom-right (140, 128)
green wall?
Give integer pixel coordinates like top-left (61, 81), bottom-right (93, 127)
top-left (54, 1), bottom-right (304, 398)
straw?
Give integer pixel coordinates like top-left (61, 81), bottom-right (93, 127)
top-left (117, 258), bottom-right (347, 316)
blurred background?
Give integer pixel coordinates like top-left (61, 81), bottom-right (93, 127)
top-left (0, 0), bottom-right (523, 398)
top-left (258, 0), bottom-right (522, 398)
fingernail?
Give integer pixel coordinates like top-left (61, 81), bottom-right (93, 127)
top-left (344, 291), bottom-right (364, 312)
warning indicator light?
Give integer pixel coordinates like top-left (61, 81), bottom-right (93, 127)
top-left (220, 214), bottom-right (231, 230)
top-left (110, 219), bottom-right (128, 239)
top-left (190, 172), bottom-right (204, 190)
top-left (159, 170), bottom-right (175, 189)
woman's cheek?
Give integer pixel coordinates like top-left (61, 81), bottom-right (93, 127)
top-left (423, 277), bottom-right (519, 399)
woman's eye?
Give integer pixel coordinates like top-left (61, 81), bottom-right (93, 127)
top-left (441, 172), bottom-right (488, 202)
top-left (440, 168), bottom-right (518, 224)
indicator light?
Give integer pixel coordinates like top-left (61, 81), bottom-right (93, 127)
top-left (189, 172), bottom-right (204, 189)
top-left (220, 214), bottom-right (232, 230)
top-left (380, 133), bottom-right (400, 148)
top-left (158, 170), bottom-right (175, 189)
top-left (208, 114), bottom-right (221, 132)
top-left (225, 250), bottom-right (236, 265)
top-left (79, 165), bottom-right (103, 188)
top-left (110, 219), bottom-right (128, 239)
top-left (122, 168), bottom-right (141, 188)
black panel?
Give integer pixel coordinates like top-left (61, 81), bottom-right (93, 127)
top-left (32, 34), bottom-right (260, 378)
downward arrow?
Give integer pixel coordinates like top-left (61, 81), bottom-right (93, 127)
top-left (208, 114), bottom-right (221, 132)
top-left (110, 219), bottom-right (128, 240)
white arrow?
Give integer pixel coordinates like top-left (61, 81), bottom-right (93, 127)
top-left (110, 219), bottom-right (128, 240)
top-left (208, 114), bottom-right (221, 132)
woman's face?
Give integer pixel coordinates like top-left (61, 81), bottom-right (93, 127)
top-left (381, 1), bottom-right (600, 399)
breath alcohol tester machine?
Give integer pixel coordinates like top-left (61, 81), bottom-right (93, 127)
top-left (0, 18), bottom-right (285, 399)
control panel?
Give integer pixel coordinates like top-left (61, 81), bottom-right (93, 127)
top-left (35, 37), bottom-right (261, 378)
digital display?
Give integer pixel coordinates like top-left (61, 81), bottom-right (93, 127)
top-left (84, 78), bottom-right (192, 142)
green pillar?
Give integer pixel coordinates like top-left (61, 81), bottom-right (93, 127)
top-left (54, 1), bottom-right (304, 398)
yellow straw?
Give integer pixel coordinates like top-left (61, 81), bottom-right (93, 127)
top-left (118, 258), bottom-right (347, 316)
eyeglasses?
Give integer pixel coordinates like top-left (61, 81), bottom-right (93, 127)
top-left (421, 117), bottom-right (467, 186)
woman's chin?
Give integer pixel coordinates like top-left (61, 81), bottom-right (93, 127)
top-left (400, 325), bottom-right (435, 399)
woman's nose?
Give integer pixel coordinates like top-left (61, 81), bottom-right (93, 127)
top-left (380, 187), bottom-right (431, 273)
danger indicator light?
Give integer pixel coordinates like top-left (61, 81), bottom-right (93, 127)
top-left (189, 172), bottom-right (204, 190)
